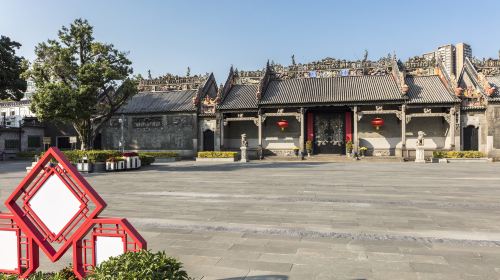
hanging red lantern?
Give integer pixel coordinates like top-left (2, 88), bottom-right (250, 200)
top-left (277, 119), bottom-right (289, 131)
top-left (371, 117), bottom-right (384, 130)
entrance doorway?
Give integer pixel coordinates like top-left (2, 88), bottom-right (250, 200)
top-left (463, 125), bottom-right (479, 151)
top-left (203, 129), bottom-right (214, 151)
top-left (314, 112), bottom-right (345, 154)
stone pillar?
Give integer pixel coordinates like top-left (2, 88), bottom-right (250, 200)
top-left (449, 107), bottom-right (456, 150)
top-left (299, 108), bottom-right (305, 152)
top-left (220, 113), bottom-right (225, 150)
top-left (258, 111), bottom-right (263, 147)
top-left (215, 114), bottom-right (221, 152)
top-left (400, 105), bottom-right (407, 158)
top-left (193, 114), bottom-right (199, 155)
top-left (353, 106), bottom-right (359, 152)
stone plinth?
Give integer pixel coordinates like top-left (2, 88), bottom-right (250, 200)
top-left (415, 146), bottom-right (425, 163)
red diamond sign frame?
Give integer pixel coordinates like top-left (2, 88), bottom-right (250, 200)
top-left (0, 213), bottom-right (39, 279)
top-left (4, 147), bottom-right (107, 262)
top-left (72, 217), bottom-right (147, 279)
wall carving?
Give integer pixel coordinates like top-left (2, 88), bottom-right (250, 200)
top-left (133, 117), bottom-right (162, 128)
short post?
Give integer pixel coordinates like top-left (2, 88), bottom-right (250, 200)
top-left (415, 131), bottom-right (426, 163)
top-left (240, 133), bottom-right (248, 163)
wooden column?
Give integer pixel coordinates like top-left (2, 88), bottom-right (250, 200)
top-left (299, 108), bottom-right (305, 152)
top-left (353, 106), bottom-right (359, 152)
top-left (401, 105), bottom-right (407, 157)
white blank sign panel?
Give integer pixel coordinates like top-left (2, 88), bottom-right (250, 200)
top-left (95, 236), bottom-right (124, 265)
top-left (29, 174), bottom-right (82, 235)
top-left (0, 231), bottom-right (19, 271)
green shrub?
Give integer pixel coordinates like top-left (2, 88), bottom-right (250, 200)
top-left (90, 250), bottom-right (191, 280)
top-left (140, 155), bottom-right (156, 166)
top-left (0, 266), bottom-right (77, 280)
top-left (41, 150), bottom-right (122, 163)
top-left (197, 151), bottom-right (238, 158)
top-left (138, 152), bottom-right (179, 158)
top-left (433, 151), bottom-right (485, 158)
top-left (16, 151), bottom-right (39, 159)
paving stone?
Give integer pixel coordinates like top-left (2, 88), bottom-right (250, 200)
top-left (2, 160), bottom-right (500, 279)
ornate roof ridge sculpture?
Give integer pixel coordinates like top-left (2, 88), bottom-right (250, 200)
top-left (471, 56), bottom-right (500, 76)
top-left (270, 55), bottom-right (395, 80)
top-left (138, 72), bottom-right (210, 92)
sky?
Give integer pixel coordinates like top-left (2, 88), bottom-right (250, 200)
top-left (1, 0), bottom-right (500, 82)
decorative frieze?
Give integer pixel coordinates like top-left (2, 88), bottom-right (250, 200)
top-left (132, 117), bottom-right (162, 128)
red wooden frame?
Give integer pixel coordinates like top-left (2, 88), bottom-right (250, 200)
top-left (4, 147), bottom-right (106, 262)
top-left (0, 213), bottom-right (39, 279)
top-left (73, 217), bottom-right (147, 279)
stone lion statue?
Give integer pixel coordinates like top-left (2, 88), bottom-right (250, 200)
top-left (416, 131), bottom-right (426, 146)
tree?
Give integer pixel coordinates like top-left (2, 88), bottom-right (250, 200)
top-left (27, 19), bottom-right (137, 150)
top-left (0, 35), bottom-right (27, 100)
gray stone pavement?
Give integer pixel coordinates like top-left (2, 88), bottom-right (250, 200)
top-left (2, 160), bottom-right (500, 279)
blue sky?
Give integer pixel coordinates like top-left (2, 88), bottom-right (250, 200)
top-left (1, 0), bottom-right (500, 82)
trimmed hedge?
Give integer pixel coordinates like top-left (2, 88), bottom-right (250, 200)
top-left (197, 151), bottom-right (237, 158)
top-left (38, 150), bottom-right (177, 164)
top-left (16, 151), bottom-right (39, 159)
top-left (41, 150), bottom-right (122, 163)
top-left (138, 152), bottom-right (178, 158)
top-left (433, 151), bottom-right (486, 159)
top-left (140, 155), bottom-right (155, 166)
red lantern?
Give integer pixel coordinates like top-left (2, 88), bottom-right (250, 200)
top-left (277, 119), bottom-right (289, 131)
top-left (371, 117), bottom-right (384, 130)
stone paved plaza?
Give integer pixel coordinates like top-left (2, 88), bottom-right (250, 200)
top-left (2, 160), bottom-right (500, 280)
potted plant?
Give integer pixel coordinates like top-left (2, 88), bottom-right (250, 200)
top-left (346, 140), bottom-right (353, 156)
top-left (305, 141), bottom-right (313, 157)
top-left (116, 156), bottom-right (126, 170)
top-left (123, 152), bottom-right (141, 169)
top-left (106, 157), bottom-right (118, 171)
top-left (359, 146), bottom-right (368, 157)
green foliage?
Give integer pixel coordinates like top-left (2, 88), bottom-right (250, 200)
top-left (0, 265), bottom-right (76, 280)
top-left (41, 150), bottom-right (122, 163)
top-left (16, 151), bottom-right (39, 159)
top-left (305, 140), bottom-right (313, 151)
top-left (197, 151), bottom-right (237, 158)
top-left (433, 151), bottom-right (485, 158)
top-left (346, 140), bottom-right (353, 152)
top-left (0, 35), bottom-right (27, 100)
top-left (138, 152), bottom-right (179, 158)
top-left (139, 155), bottom-right (155, 166)
top-left (26, 18), bottom-right (138, 150)
top-left (89, 250), bottom-right (191, 280)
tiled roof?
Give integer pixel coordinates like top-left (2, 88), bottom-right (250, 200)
top-left (117, 90), bottom-right (197, 114)
top-left (260, 75), bottom-right (404, 105)
top-left (486, 76), bottom-right (500, 101)
top-left (218, 85), bottom-right (258, 110)
top-left (405, 76), bottom-right (458, 104)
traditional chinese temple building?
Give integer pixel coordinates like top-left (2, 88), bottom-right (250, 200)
top-left (100, 73), bottom-right (218, 157)
top-left (100, 43), bottom-right (500, 160)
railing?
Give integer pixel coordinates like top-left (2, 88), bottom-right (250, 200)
top-left (0, 116), bottom-right (42, 128)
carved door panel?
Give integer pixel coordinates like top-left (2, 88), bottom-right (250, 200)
top-left (463, 126), bottom-right (478, 151)
top-left (314, 112), bottom-right (345, 154)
